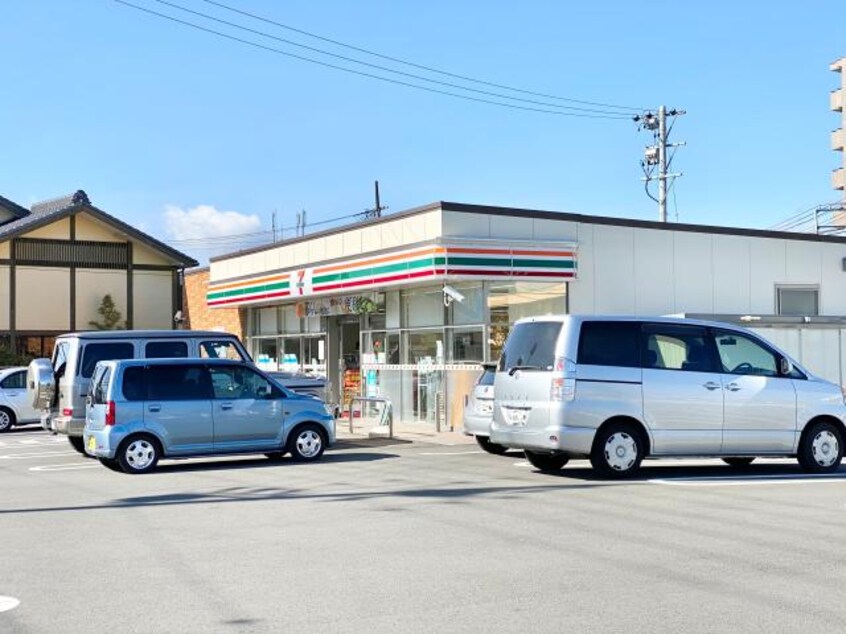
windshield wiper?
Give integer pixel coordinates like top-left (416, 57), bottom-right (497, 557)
top-left (507, 365), bottom-right (542, 376)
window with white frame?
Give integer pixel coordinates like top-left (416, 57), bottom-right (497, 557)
top-left (776, 286), bottom-right (819, 316)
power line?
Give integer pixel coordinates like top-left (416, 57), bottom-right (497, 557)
top-left (150, 0), bottom-right (630, 116)
top-left (199, 0), bottom-right (644, 112)
top-left (114, 0), bottom-right (634, 119)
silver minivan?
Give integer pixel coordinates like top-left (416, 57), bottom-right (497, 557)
top-left (83, 358), bottom-right (335, 473)
top-left (462, 363), bottom-right (508, 454)
top-left (490, 315), bottom-right (846, 478)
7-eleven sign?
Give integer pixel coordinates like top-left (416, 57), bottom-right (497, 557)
top-left (290, 268), bottom-right (313, 296)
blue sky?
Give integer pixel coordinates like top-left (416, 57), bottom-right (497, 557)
top-left (4, 0), bottom-right (845, 259)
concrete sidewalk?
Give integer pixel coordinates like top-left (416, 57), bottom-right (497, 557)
top-left (335, 420), bottom-right (477, 447)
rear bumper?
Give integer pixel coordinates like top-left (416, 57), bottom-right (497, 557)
top-left (52, 416), bottom-right (86, 437)
top-left (490, 423), bottom-right (596, 455)
top-left (84, 428), bottom-right (120, 459)
top-left (462, 411), bottom-right (493, 437)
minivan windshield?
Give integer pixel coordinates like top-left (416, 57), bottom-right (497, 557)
top-left (499, 321), bottom-right (562, 373)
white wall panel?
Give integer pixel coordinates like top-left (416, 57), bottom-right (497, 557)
top-left (749, 239), bottom-right (786, 313)
top-left (672, 232), bottom-right (714, 313)
top-left (784, 241), bottom-right (822, 284)
top-left (133, 271), bottom-right (172, 329)
top-left (77, 269), bottom-right (128, 329)
top-left (567, 224), bottom-right (594, 313)
top-left (0, 266), bottom-right (9, 329)
top-left (442, 212), bottom-right (490, 238)
top-left (819, 244), bottom-right (846, 314)
top-left (16, 267), bottom-right (70, 331)
top-left (632, 229), bottom-right (674, 315)
top-left (592, 225), bottom-right (635, 313)
top-left (532, 219), bottom-right (578, 241)
top-left (712, 235), bottom-right (751, 314)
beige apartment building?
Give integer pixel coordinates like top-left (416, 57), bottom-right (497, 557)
top-left (0, 190), bottom-right (197, 358)
top-left (834, 57), bottom-right (846, 195)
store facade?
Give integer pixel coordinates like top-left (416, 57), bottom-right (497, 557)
top-left (207, 201), bottom-right (846, 429)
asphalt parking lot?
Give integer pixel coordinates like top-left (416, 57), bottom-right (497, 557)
top-left (3, 426), bottom-right (846, 633)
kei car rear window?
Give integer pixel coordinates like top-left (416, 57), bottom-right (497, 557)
top-left (499, 322), bottom-right (562, 372)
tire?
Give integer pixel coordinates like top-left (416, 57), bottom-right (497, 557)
top-left (287, 424), bottom-right (327, 462)
top-left (0, 407), bottom-right (14, 432)
top-left (98, 457), bottom-right (124, 473)
top-left (722, 457), bottom-right (755, 467)
top-left (590, 423), bottom-right (645, 479)
top-left (524, 450), bottom-right (569, 472)
top-left (476, 435), bottom-right (508, 455)
top-left (797, 421), bottom-right (844, 473)
top-left (116, 434), bottom-right (161, 474)
top-left (68, 435), bottom-right (87, 455)
top-left (264, 451), bottom-right (288, 461)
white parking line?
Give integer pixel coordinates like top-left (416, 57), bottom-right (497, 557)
top-left (29, 463), bottom-right (100, 472)
top-left (651, 474), bottom-right (846, 486)
top-left (419, 450), bottom-right (484, 456)
top-left (0, 596), bottom-right (20, 613)
top-left (19, 439), bottom-right (40, 445)
top-left (0, 451), bottom-right (78, 460)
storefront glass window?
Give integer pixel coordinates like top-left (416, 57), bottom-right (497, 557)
top-left (302, 336), bottom-right (326, 377)
top-left (257, 307), bottom-right (278, 335)
top-left (405, 329), bottom-right (445, 363)
top-left (450, 283), bottom-right (485, 325)
top-left (403, 287), bottom-right (445, 328)
top-left (256, 338), bottom-right (279, 371)
top-left (450, 327), bottom-right (485, 362)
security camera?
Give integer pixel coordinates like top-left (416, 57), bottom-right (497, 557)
top-left (442, 285), bottom-right (465, 305)
top-left (173, 310), bottom-right (184, 324)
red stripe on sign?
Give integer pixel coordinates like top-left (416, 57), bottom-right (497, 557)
top-left (314, 268), bottom-right (444, 293)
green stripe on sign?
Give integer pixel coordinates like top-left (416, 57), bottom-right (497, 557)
top-left (312, 256), bottom-right (445, 284)
top-left (512, 258), bottom-right (575, 269)
top-left (208, 280), bottom-right (290, 300)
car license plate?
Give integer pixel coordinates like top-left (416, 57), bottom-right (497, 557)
top-left (87, 436), bottom-right (96, 453)
top-left (508, 409), bottom-right (528, 426)
top-left (477, 401), bottom-right (493, 415)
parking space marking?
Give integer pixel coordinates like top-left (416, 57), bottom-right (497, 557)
top-left (29, 463), bottom-right (100, 472)
top-left (0, 596), bottom-right (20, 612)
top-left (0, 451), bottom-right (77, 460)
top-left (418, 450), bottom-right (484, 456)
top-left (651, 473), bottom-right (846, 486)
top-left (18, 439), bottom-right (40, 445)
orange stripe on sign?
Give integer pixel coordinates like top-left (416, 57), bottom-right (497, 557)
top-left (447, 247), bottom-right (575, 257)
top-left (211, 273), bottom-right (289, 292)
top-left (314, 247), bottom-right (445, 274)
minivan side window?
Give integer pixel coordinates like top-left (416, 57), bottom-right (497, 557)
top-left (200, 341), bottom-right (245, 361)
top-left (714, 330), bottom-right (778, 377)
top-left (642, 324), bottom-right (716, 373)
top-left (80, 343), bottom-right (135, 378)
top-left (145, 341), bottom-right (189, 358)
top-left (209, 366), bottom-right (280, 400)
top-left (146, 365), bottom-right (212, 401)
top-left (577, 322), bottom-right (641, 368)
top-left (499, 322), bottom-right (562, 372)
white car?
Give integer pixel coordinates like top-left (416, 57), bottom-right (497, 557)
top-left (0, 367), bottom-right (40, 432)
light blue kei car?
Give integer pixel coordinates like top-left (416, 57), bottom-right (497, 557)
top-left (83, 358), bottom-right (335, 473)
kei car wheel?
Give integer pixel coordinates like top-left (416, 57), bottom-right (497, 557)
top-left (475, 435), bottom-right (509, 455)
top-left (524, 450), bottom-right (569, 472)
top-left (117, 435), bottom-right (161, 474)
top-left (722, 457), bottom-right (755, 468)
top-left (0, 408), bottom-right (14, 432)
top-left (287, 424), bottom-right (326, 462)
top-left (68, 435), bottom-right (88, 456)
top-left (590, 423), bottom-right (645, 479)
top-left (798, 422), bottom-right (843, 473)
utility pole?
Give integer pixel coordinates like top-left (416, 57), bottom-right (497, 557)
top-left (363, 180), bottom-right (388, 219)
top-left (272, 210), bottom-right (278, 242)
top-left (634, 106), bottom-right (686, 222)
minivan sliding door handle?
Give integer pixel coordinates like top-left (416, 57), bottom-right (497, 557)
top-left (220, 403), bottom-right (233, 411)
top-left (702, 381), bottom-right (721, 391)
top-left (148, 405), bottom-right (161, 413)
top-left (725, 383), bottom-right (741, 392)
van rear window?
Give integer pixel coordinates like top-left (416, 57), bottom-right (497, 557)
top-left (80, 343), bottom-right (135, 378)
top-left (577, 322), bottom-right (641, 368)
top-left (499, 322), bottom-right (562, 372)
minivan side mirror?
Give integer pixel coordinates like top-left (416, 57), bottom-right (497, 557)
top-left (779, 357), bottom-right (793, 376)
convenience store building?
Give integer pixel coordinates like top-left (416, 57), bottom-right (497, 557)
top-left (206, 201), bottom-right (846, 430)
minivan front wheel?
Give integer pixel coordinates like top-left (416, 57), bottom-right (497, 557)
top-left (117, 435), bottom-right (160, 474)
top-left (591, 423), bottom-right (645, 479)
top-left (524, 451), bottom-right (569, 472)
top-left (798, 422), bottom-right (844, 473)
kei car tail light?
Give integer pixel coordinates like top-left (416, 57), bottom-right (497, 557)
top-left (105, 401), bottom-right (116, 426)
top-left (550, 356), bottom-right (577, 402)
top-left (62, 408), bottom-right (73, 417)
